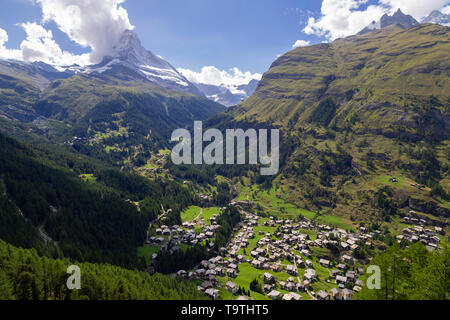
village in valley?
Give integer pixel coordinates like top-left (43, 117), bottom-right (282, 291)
top-left (141, 195), bottom-right (444, 301)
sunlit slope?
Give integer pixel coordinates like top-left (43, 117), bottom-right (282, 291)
top-left (234, 24), bottom-right (449, 141)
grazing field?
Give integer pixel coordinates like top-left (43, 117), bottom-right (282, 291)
top-left (237, 184), bottom-right (317, 220)
top-left (181, 206), bottom-right (202, 222)
top-left (316, 214), bottom-right (355, 231)
top-left (376, 175), bottom-right (408, 188)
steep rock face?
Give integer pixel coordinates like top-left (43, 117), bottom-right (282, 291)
top-left (77, 30), bottom-right (202, 96)
top-left (359, 9), bottom-right (418, 35)
top-left (380, 9), bottom-right (419, 28)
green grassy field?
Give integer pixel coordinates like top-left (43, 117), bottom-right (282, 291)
top-left (79, 173), bottom-right (96, 183)
top-left (238, 184), bottom-right (317, 220)
top-left (316, 214), bottom-right (355, 231)
top-left (137, 244), bottom-right (161, 265)
top-left (181, 206), bottom-right (202, 222)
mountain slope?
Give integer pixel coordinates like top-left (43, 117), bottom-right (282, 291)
top-left (0, 30), bottom-right (225, 165)
top-left (0, 133), bottom-right (195, 267)
top-left (0, 239), bottom-right (205, 300)
top-left (233, 24), bottom-right (449, 138)
top-left (224, 23), bottom-right (449, 223)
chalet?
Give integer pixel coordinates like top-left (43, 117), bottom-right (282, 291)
top-left (337, 263), bottom-right (346, 270)
top-left (205, 269), bottom-right (216, 277)
top-left (342, 288), bottom-right (354, 300)
top-left (330, 270), bottom-right (340, 278)
top-left (331, 288), bottom-right (341, 300)
top-left (345, 271), bottom-right (356, 282)
top-left (271, 264), bottom-right (281, 272)
top-left (176, 270), bottom-right (187, 278)
top-left (205, 288), bottom-right (220, 299)
top-left (215, 267), bottom-right (224, 276)
top-left (317, 290), bottom-right (330, 300)
top-left (283, 292), bottom-right (302, 301)
top-left (286, 265), bottom-right (298, 276)
top-left (251, 259), bottom-right (262, 269)
top-left (301, 249), bottom-right (311, 257)
top-left (304, 269), bottom-right (316, 281)
top-left (200, 281), bottom-right (213, 291)
top-left (226, 281), bottom-right (239, 294)
top-left (336, 275), bottom-right (347, 284)
top-left (264, 284), bottom-right (274, 292)
top-left (342, 255), bottom-right (354, 265)
top-left (319, 259), bottom-right (330, 268)
top-left (286, 282), bottom-right (295, 292)
top-left (226, 268), bottom-right (237, 278)
top-left (228, 263), bottom-right (239, 272)
top-left (303, 280), bottom-right (311, 289)
top-left (296, 282), bottom-right (305, 292)
top-left (268, 290), bottom-right (281, 300)
top-left (196, 268), bottom-right (205, 277)
top-left (353, 285), bottom-right (362, 292)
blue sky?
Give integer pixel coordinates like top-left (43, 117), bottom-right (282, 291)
top-left (0, 0), bottom-right (324, 74)
top-left (124, 0), bottom-right (323, 73)
top-left (0, 0), bottom-right (448, 84)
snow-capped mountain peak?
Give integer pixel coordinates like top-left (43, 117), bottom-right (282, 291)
top-left (111, 30), bottom-right (170, 69)
top-left (422, 10), bottom-right (450, 27)
top-left (75, 30), bottom-right (202, 95)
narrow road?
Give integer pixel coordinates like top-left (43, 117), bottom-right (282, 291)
top-left (293, 251), bottom-right (317, 300)
top-left (38, 226), bottom-right (53, 244)
top-left (193, 208), bottom-right (203, 221)
top-left (147, 204), bottom-right (172, 239)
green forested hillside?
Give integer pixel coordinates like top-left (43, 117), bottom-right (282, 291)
top-left (357, 242), bottom-right (449, 300)
top-left (0, 133), bottom-right (194, 267)
top-left (0, 240), bottom-right (205, 300)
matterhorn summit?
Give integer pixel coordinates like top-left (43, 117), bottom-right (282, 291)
top-left (81, 30), bottom-right (202, 95)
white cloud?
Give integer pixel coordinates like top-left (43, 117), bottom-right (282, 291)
top-left (0, 28), bottom-right (22, 60)
top-left (178, 66), bottom-right (262, 92)
top-left (292, 40), bottom-right (311, 48)
top-left (35, 0), bottom-right (133, 64)
top-left (442, 5), bottom-right (450, 14)
top-left (441, 4), bottom-right (450, 14)
top-left (303, 0), bottom-right (388, 41)
top-left (0, 0), bottom-right (132, 66)
top-left (379, 0), bottom-right (449, 20)
top-left (303, 0), bottom-right (449, 41)
top-left (0, 24), bottom-right (89, 65)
